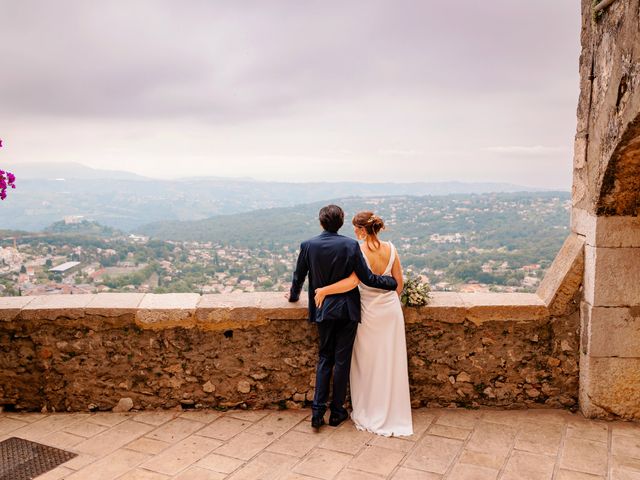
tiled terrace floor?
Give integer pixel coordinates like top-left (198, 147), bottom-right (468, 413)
top-left (1, 408), bottom-right (639, 479)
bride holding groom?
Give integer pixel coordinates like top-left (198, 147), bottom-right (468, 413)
top-left (286, 204), bottom-right (413, 437)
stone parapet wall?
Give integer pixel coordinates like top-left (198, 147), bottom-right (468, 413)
top-left (0, 292), bottom-right (579, 413)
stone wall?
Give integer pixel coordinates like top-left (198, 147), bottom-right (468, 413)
top-left (571, 0), bottom-right (640, 420)
top-left (0, 291), bottom-right (580, 413)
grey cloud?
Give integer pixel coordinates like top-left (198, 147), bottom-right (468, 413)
top-left (0, 0), bottom-right (580, 121)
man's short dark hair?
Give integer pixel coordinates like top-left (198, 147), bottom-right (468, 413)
top-left (319, 204), bottom-right (344, 233)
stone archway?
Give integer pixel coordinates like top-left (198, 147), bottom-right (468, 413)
top-left (597, 113), bottom-right (640, 216)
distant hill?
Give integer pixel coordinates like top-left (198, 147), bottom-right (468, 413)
top-left (136, 191), bottom-right (571, 252)
top-left (44, 219), bottom-right (123, 237)
top-left (0, 162), bottom-right (562, 231)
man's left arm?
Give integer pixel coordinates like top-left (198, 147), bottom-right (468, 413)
top-left (288, 242), bottom-right (308, 302)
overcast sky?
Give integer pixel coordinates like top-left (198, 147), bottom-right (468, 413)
top-left (0, 1), bottom-right (581, 188)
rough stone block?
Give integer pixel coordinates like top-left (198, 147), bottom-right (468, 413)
top-left (85, 293), bottom-right (145, 315)
top-left (19, 294), bottom-right (96, 321)
top-left (537, 233), bottom-right (584, 316)
top-left (583, 245), bottom-right (640, 306)
top-left (460, 293), bottom-right (548, 325)
top-left (579, 353), bottom-right (640, 420)
top-left (584, 304), bottom-right (640, 357)
top-left (404, 292), bottom-right (466, 324)
top-left (135, 293), bottom-right (199, 329)
top-left (196, 293), bottom-right (267, 330)
top-left (0, 296), bottom-right (35, 321)
top-left (570, 208), bottom-right (595, 238)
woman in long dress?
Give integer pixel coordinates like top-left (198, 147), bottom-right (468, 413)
top-left (314, 211), bottom-right (413, 437)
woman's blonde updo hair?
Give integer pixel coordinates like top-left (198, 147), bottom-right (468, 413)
top-left (352, 211), bottom-right (385, 250)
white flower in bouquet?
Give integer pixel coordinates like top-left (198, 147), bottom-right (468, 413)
top-left (401, 274), bottom-right (431, 307)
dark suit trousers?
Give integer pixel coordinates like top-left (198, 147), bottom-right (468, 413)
top-left (312, 317), bottom-right (358, 417)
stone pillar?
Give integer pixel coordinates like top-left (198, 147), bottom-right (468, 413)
top-left (569, 0), bottom-right (640, 419)
top-left (573, 211), bottom-right (640, 418)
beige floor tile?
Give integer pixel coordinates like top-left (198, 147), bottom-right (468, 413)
top-left (65, 448), bottom-right (149, 480)
top-left (612, 422), bottom-right (640, 439)
top-left (391, 466), bottom-right (441, 479)
top-left (457, 449), bottom-right (507, 470)
top-left (556, 469), bottom-right (604, 479)
top-left (226, 451), bottom-right (298, 480)
top-left (516, 409), bottom-right (573, 425)
top-left (126, 437), bottom-right (172, 455)
top-left (319, 422), bottom-right (373, 455)
top-left (63, 420), bottom-right (109, 438)
top-left (266, 430), bottom-right (324, 457)
top-left (403, 434), bottom-right (463, 474)
top-left (40, 430), bottom-right (86, 449)
top-left (428, 423), bottom-right (471, 440)
top-left (293, 448), bottom-right (353, 480)
top-left (370, 435), bottom-right (415, 453)
top-left (501, 450), bottom-right (555, 480)
top-left (613, 434), bottom-right (640, 459)
top-left (171, 466), bottom-right (226, 480)
top-left (612, 471), bottom-right (640, 480)
top-left (245, 411), bottom-right (307, 438)
top-left (2, 412), bottom-right (48, 424)
top-left (10, 413), bottom-right (86, 441)
top-left (560, 437), bottom-right (608, 476)
top-left (0, 416), bottom-right (29, 435)
top-left (197, 417), bottom-right (252, 441)
top-left (465, 421), bottom-right (517, 457)
top-left (214, 432), bottom-right (275, 460)
top-left (281, 473), bottom-right (323, 480)
top-left (412, 410), bottom-right (437, 436)
top-left (335, 469), bottom-right (383, 479)
top-left (225, 410), bottom-right (270, 422)
top-left (32, 466), bottom-right (75, 480)
top-left (141, 435), bottom-right (222, 476)
top-left (118, 468), bottom-right (171, 479)
top-left (567, 422), bottom-right (608, 444)
top-left (75, 419), bottom-right (154, 457)
top-left (435, 410), bottom-right (481, 430)
top-left (480, 409), bottom-right (523, 427)
top-left (147, 418), bottom-right (205, 444)
top-left (349, 445), bottom-right (404, 476)
top-left (134, 411), bottom-right (178, 426)
top-left (87, 412), bottom-right (134, 427)
top-left (63, 453), bottom-right (99, 470)
top-left (514, 420), bottom-right (564, 456)
top-left (196, 452), bottom-right (245, 474)
top-left (612, 454), bottom-right (640, 472)
top-left (447, 463), bottom-right (498, 480)
top-left (179, 411), bottom-right (221, 424)
top-left (349, 446), bottom-right (404, 477)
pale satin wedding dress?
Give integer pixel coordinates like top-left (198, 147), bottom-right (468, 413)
top-left (350, 241), bottom-right (413, 436)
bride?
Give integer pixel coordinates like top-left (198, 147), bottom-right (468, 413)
top-left (314, 211), bottom-right (413, 437)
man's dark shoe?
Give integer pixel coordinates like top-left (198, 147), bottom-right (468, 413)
top-left (311, 415), bottom-right (325, 430)
top-left (329, 411), bottom-right (349, 427)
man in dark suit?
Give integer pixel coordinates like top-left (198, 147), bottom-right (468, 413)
top-left (287, 204), bottom-right (397, 429)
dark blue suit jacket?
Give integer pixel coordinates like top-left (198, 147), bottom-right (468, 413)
top-left (288, 230), bottom-right (398, 323)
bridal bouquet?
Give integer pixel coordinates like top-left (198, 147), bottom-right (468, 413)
top-left (0, 140), bottom-right (16, 201)
top-left (401, 274), bottom-right (431, 307)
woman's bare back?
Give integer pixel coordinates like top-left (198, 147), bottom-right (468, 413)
top-left (361, 241), bottom-right (392, 275)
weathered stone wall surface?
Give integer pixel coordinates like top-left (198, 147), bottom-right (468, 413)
top-left (573, 0), bottom-right (640, 216)
top-left (571, 0), bottom-right (640, 420)
top-left (0, 292), bottom-right (579, 413)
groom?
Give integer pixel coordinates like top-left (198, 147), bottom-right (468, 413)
top-left (287, 204), bottom-right (397, 429)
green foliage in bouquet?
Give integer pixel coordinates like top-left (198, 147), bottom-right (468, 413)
top-left (401, 274), bottom-right (431, 307)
